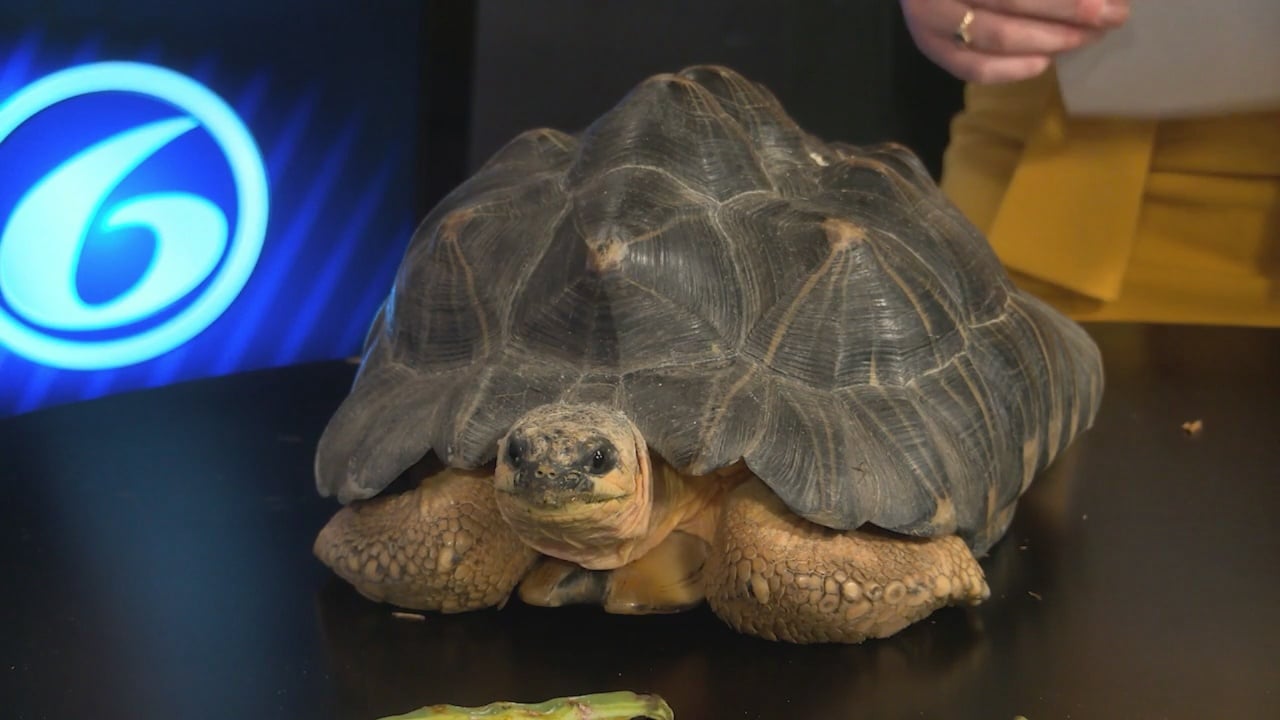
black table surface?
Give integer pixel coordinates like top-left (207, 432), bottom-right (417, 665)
top-left (3, 323), bottom-right (1278, 720)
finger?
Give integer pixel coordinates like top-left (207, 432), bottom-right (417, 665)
top-left (915, 0), bottom-right (1105, 56)
top-left (961, 8), bottom-right (1105, 55)
top-left (946, 52), bottom-right (1052, 84)
top-left (967, 0), bottom-right (1129, 28)
top-left (913, 30), bottom-right (1052, 84)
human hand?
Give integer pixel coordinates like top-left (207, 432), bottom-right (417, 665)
top-left (900, 0), bottom-right (1130, 84)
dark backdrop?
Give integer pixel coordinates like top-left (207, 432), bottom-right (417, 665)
top-left (467, 0), bottom-right (964, 177)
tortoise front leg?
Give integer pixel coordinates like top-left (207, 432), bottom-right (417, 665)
top-left (706, 480), bottom-right (989, 643)
top-left (314, 467), bottom-right (538, 613)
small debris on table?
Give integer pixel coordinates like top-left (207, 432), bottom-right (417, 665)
top-left (1181, 419), bottom-right (1204, 437)
top-left (1027, 591), bottom-right (1043, 601)
top-left (391, 611), bottom-right (426, 622)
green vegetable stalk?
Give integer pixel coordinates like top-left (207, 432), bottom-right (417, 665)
top-left (377, 691), bottom-right (675, 720)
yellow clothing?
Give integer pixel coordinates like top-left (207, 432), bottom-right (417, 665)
top-left (941, 70), bottom-right (1280, 326)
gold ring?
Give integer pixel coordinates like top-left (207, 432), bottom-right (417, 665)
top-left (953, 9), bottom-right (976, 47)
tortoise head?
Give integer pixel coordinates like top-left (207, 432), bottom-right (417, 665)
top-left (494, 404), bottom-right (655, 569)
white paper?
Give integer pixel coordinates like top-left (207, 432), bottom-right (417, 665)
top-left (1056, 0), bottom-right (1280, 118)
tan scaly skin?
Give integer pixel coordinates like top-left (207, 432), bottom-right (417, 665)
top-left (314, 404), bottom-right (990, 643)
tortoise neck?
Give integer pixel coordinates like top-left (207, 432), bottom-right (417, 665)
top-left (509, 452), bottom-right (701, 571)
top-left (540, 450), bottom-right (686, 571)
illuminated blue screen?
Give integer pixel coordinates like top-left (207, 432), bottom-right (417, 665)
top-left (0, 2), bottom-right (429, 416)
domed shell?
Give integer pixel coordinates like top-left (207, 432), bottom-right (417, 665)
top-left (315, 65), bottom-right (1103, 553)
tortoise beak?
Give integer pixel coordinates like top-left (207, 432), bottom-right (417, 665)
top-left (509, 466), bottom-right (596, 507)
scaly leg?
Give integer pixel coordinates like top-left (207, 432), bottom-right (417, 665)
top-left (706, 480), bottom-right (989, 643)
top-left (314, 467), bottom-right (538, 613)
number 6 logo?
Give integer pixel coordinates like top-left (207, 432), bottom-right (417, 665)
top-left (0, 62), bottom-right (268, 370)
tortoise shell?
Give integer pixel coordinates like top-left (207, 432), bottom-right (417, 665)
top-left (315, 65), bottom-right (1103, 553)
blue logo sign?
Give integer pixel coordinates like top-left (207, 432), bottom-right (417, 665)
top-left (0, 62), bottom-right (268, 370)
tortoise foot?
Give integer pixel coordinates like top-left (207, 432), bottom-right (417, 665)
top-left (518, 556), bottom-right (609, 607)
top-left (519, 531), bottom-right (708, 614)
top-left (706, 480), bottom-right (989, 643)
top-left (314, 467), bottom-right (538, 613)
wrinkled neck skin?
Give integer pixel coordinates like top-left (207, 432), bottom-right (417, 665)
top-left (502, 453), bottom-right (716, 571)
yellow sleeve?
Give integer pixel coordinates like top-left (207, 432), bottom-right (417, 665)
top-left (941, 70), bottom-right (1280, 327)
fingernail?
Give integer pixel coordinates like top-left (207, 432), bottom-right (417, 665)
top-left (1101, 1), bottom-right (1130, 25)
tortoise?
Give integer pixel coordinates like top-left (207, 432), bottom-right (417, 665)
top-left (313, 65), bottom-right (1103, 644)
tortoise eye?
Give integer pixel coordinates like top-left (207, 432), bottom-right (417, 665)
top-left (506, 437), bottom-right (527, 467)
top-left (588, 446), bottom-right (616, 475)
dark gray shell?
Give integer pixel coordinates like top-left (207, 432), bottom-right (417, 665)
top-left (315, 65), bottom-right (1103, 553)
